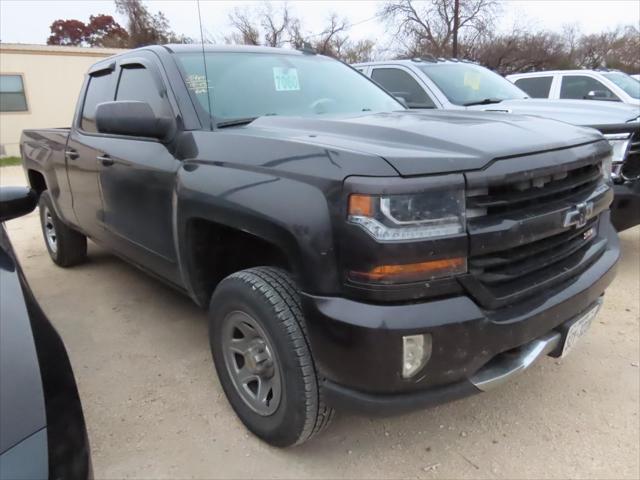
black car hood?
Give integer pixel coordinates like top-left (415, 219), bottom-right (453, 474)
top-left (247, 110), bottom-right (603, 176)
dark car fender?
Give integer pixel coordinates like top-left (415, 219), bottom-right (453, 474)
top-left (174, 161), bottom-right (342, 305)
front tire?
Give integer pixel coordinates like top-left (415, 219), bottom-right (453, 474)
top-left (209, 267), bottom-right (334, 447)
top-left (39, 191), bottom-right (87, 267)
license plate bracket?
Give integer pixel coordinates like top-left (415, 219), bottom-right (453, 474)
top-left (560, 302), bottom-right (602, 358)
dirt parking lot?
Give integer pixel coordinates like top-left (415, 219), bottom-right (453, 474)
top-left (1, 165), bottom-right (639, 479)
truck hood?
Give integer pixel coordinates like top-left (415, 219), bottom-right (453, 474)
top-left (247, 110), bottom-right (603, 176)
top-left (468, 98), bottom-right (640, 127)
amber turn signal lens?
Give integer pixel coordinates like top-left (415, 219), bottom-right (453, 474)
top-left (348, 194), bottom-right (374, 217)
top-left (350, 257), bottom-right (466, 284)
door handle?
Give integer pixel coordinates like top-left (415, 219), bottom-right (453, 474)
top-left (65, 149), bottom-right (79, 160)
top-left (97, 155), bottom-right (114, 167)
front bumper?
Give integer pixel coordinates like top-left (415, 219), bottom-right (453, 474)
top-left (611, 180), bottom-right (640, 231)
top-left (301, 219), bottom-right (619, 414)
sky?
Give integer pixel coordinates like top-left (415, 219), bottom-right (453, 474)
top-left (1, 0), bottom-right (639, 50)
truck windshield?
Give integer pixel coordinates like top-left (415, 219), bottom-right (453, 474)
top-left (419, 63), bottom-right (528, 106)
top-left (602, 72), bottom-right (640, 99)
top-left (175, 51), bottom-right (403, 124)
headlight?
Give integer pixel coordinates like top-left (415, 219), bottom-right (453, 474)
top-left (347, 188), bottom-right (467, 283)
top-left (347, 189), bottom-right (465, 242)
top-left (601, 153), bottom-right (613, 181)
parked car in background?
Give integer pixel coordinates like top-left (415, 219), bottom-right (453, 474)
top-left (0, 187), bottom-right (91, 480)
top-left (507, 69), bottom-right (640, 107)
top-left (21, 45), bottom-right (620, 447)
top-left (355, 59), bottom-right (640, 231)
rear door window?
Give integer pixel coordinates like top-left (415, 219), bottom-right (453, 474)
top-left (514, 77), bottom-right (553, 98)
top-left (559, 75), bottom-right (618, 100)
top-left (115, 65), bottom-right (172, 118)
top-left (81, 71), bottom-right (114, 132)
top-left (371, 68), bottom-right (436, 108)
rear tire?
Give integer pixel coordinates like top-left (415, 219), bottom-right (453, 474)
top-left (209, 267), bottom-right (334, 447)
top-left (39, 191), bottom-right (87, 267)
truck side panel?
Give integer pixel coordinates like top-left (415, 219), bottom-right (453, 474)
top-left (20, 129), bottom-right (76, 227)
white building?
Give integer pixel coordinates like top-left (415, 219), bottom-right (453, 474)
top-left (0, 43), bottom-right (127, 157)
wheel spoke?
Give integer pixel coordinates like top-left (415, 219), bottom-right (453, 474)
top-left (235, 320), bottom-right (258, 339)
top-left (236, 366), bottom-right (257, 386)
top-left (257, 377), bottom-right (272, 405)
top-left (228, 336), bottom-right (253, 355)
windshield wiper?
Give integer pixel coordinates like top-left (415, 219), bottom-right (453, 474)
top-left (462, 98), bottom-right (504, 107)
top-left (215, 117), bottom-right (259, 128)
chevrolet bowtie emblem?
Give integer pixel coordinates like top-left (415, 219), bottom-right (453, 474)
top-left (563, 201), bottom-right (594, 228)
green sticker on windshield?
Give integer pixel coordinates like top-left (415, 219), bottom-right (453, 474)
top-left (273, 67), bottom-right (300, 91)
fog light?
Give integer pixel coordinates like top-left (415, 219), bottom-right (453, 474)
top-left (402, 334), bottom-right (432, 378)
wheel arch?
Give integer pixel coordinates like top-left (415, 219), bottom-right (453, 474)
top-left (179, 214), bottom-right (305, 307)
top-left (27, 169), bottom-right (47, 194)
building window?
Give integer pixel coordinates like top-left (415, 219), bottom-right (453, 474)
top-left (0, 74), bottom-right (28, 112)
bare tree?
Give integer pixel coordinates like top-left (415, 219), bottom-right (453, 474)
top-left (226, 8), bottom-right (261, 45)
top-left (224, 5), bottom-right (374, 64)
top-left (115, 0), bottom-right (190, 47)
top-left (226, 3), bottom-right (293, 47)
top-left (613, 25), bottom-right (640, 73)
top-left (261, 3), bottom-right (291, 47)
top-left (313, 13), bottom-right (350, 57)
top-left (341, 39), bottom-right (376, 64)
top-left (381, 0), bottom-right (498, 58)
top-left (473, 24), bottom-right (640, 75)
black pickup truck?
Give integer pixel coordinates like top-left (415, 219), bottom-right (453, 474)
top-left (21, 45), bottom-right (619, 447)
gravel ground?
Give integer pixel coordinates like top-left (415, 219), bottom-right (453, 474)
top-left (1, 165), bottom-right (639, 479)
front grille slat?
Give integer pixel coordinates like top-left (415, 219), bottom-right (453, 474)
top-left (471, 223), bottom-right (595, 285)
top-left (469, 221), bottom-right (594, 270)
top-left (467, 165), bottom-right (601, 211)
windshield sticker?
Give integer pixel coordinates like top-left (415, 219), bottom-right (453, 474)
top-left (464, 72), bottom-right (481, 91)
top-left (185, 74), bottom-right (209, 94)
top-left (273, 67), bottom-right (300, 91)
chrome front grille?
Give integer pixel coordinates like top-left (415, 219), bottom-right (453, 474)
top-left (622, 130), bottom-right (640, 181)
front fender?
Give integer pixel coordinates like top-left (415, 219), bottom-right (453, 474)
top-left (175, 162), bottom-right (341, 301)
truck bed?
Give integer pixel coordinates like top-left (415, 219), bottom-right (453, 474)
top-left (20, 128), bottom-right (71, 209)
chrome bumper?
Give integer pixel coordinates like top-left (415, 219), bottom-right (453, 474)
top-left (470, 331), bottom-right (562, 392)
top-left (470, 299), bottom-right (603, 392)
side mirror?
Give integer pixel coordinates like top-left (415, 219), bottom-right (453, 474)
top-left (0, 187), bottom-right (37, 223)
top-left (95, 101), bottom-right (174, 140)
top-left (584, 90), bottom-right (615, 101)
